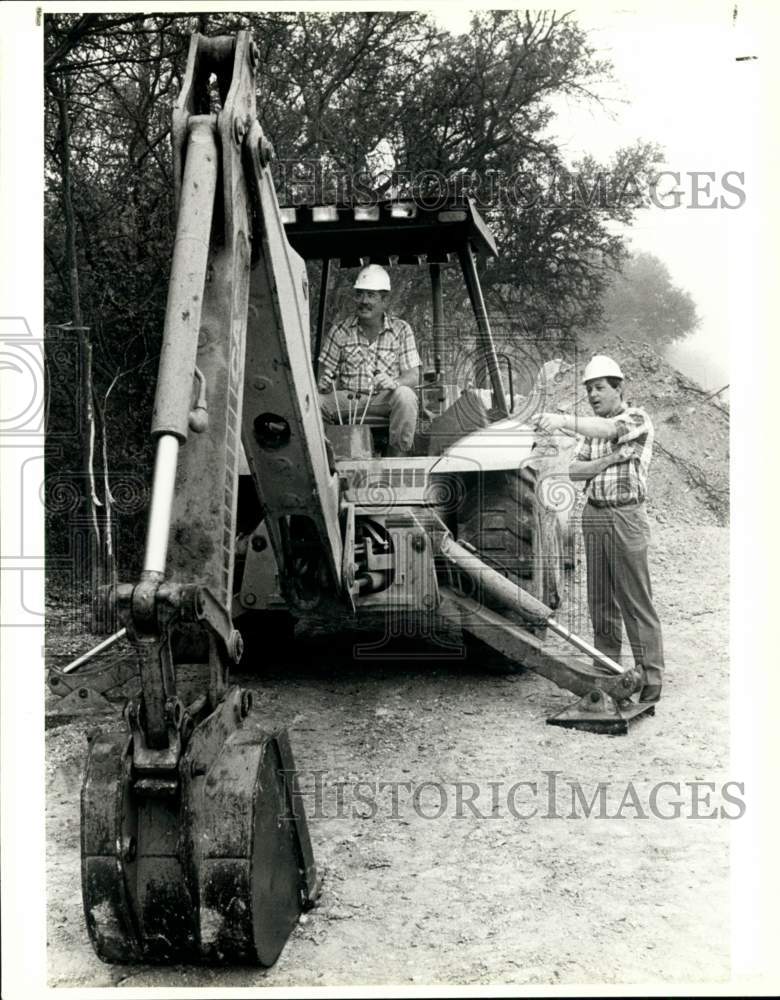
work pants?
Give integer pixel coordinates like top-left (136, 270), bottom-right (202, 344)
top-left (320, 386), bottom-right (418, 453)
top-left (581, 501), bottom-right (665, 688)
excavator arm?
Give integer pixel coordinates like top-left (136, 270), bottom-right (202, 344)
top-left (240, 121), bottom-right (343, 609)
top-left (153, 32), bottom-right (341, 631)
top-left (80, 32), bottom-right (321, 967)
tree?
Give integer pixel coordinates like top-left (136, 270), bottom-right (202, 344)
top-left (598, 251), bottom-right (700, 350)
top-left (44, 14), bottom-right (190, 586)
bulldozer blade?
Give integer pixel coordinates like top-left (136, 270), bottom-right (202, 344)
top-left (546, 689), bottom-right (655, 735)
top-left (81, 687), bottom-right (319, 966)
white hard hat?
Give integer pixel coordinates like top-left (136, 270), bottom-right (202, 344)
top-left (354, 264), bottom-right (391, 292)
top-left (582, 354), bottom-right (624, 384)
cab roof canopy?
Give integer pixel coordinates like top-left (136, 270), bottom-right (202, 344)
top-left (280, 197), bottom-right (498, 266)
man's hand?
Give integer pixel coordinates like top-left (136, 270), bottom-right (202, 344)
top-left (319, 383), bottom-right (339, 423)
top-left (532, 411), bottom-right (566, 433)
top-left (611, 443), bottom-right (635, 462)
top-left (374, 372), bottom-right (398, 391)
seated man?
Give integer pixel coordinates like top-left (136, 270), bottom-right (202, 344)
top-left (317, 264), bottom-right (420, 454)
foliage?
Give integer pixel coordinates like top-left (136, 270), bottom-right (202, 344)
top-left (598, 251), bottom-right (700, 350)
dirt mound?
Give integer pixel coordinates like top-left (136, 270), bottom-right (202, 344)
top-left (541, 337), bottom-right (729, 527)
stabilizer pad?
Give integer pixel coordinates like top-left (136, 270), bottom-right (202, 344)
top-left (546, 688), bottom-right (655, 736)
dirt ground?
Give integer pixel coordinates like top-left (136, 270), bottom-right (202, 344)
top-left (45, 515), bottom-right (731, 989)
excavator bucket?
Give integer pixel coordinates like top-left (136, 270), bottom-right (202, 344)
top-left (81, 689), bottom-right (319, 965)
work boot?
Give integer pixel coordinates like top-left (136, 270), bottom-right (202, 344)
top-left (639, 684), bottom-right (662, 703)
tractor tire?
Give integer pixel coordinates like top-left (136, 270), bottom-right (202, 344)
top-left (235, 610), bottom-right (297, 669)
top-left (458, 466), bottom-right (563, 614)
top-left (457, 466), bottom-right (564, 674)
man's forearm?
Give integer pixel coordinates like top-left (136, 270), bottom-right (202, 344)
top-left (557, 413), bottom-right (619, 439)
top-left (397, 366), bottom-right (420, 389)
top-left (317, 366), bottom-right (337, 393)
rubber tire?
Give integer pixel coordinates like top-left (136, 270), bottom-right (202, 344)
top-left (458, 467), bottom-right (563, 613)
top-left (235, 610), bottom-right (296, 670)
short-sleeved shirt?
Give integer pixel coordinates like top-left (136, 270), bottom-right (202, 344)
top-left (317, 313), bottom-right (421, 395)
top-left (575, 405), bottom-right (654, 504)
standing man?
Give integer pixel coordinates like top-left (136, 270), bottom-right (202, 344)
top-left (533, 355), bottom-right (664, 703)
top-left (318, 264), bottom-right (420, 455)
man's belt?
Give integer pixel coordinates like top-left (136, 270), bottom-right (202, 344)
top-left (586, 496), bottom-right (643, 509)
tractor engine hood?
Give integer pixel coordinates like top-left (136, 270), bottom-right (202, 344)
top-left (430, 415), bottom-right (541, 474)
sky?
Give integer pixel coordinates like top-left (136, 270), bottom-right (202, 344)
top-left (432, 2), bottom-right (762, 389)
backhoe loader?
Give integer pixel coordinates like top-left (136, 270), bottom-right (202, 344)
top-left (53, 31), bottom-right (654, 968)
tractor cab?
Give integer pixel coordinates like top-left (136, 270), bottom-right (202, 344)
top-left (281, 197), bottom-right (517, 459)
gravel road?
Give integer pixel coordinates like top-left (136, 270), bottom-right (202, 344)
top-left (45, 521), bottom-right (731, 988)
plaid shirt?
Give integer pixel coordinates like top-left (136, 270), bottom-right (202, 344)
top-left (575, 405), bottom-right (654, 504)
top-left (317, 313), bottom-right (421, 394)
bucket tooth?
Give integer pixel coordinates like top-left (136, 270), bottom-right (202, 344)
top-left (546, 689), bottom-right (655, 735)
